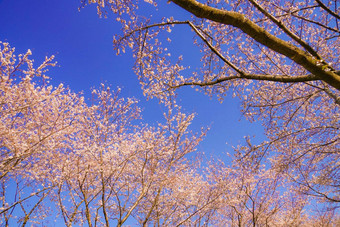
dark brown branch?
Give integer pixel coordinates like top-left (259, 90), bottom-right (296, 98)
top-left (249, 0), bottom-right (321, 59)
top-left (170, 0), bottom-right (340, 90)
top-left (321, 82), bottom-right (340, 105)
top-left (171, 73), bottom-right (318, 88)
top-left (0, 186), bottom-right (53, 215)
top-left (315, 0), bottom-right (340, 20)
top-left (185, 22), bottom-right (319, 85)
top-left (187, 21), bottom-right (243, 74)
top-left (290, 12), bottom-right (340, 34)
top-left (298, 170), bottom-right (340, 203)
top-left (115, 21), bottom-right (189, 45)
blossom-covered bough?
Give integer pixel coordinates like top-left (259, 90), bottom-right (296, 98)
top-left (82, 0), bottom-right (340, 219)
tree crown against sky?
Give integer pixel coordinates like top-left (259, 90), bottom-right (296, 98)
top-left (1, 41), bottom-right (323, 226)
top-left (0, 42), bottom-right (210, 226)
top-left (0, 0), bottom-right (340, 226)
top-left (82, 0), bottom-right (340, 205)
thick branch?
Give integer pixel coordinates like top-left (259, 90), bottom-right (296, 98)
top-left (248, 0), bottom-right (321, 59)
top-left (321, 83), bottom-right (340, 105)
top-left (170, 0), bottom-right (340, 90)
top-left (315, 0), bottom-right (340, 20)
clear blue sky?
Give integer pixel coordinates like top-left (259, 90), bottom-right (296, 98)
top-left (0, 0), bottom-right (265, 161)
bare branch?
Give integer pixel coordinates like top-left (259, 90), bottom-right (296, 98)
top-left (171, 73), bottom-right (318, 88)
top-left (315, 0), bottom-right (340, 20)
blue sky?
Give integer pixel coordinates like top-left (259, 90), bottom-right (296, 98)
top-left (0, 0), bottom-right (265, 161)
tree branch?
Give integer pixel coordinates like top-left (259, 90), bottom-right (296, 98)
top-left (315, 0), bottom-right (340, 20)
top-left (187, 21), bottom-right (243, 74)
top-left (170, 0), bottom-right (340, 90)
top-left (289, 12), bottom-right (340, 34)
top-left (171, 73), bottom-right (318, 88)
top-left (0, 186), bottom-right (53, 215)
top-left (248, 0), bottom-right (321, 59)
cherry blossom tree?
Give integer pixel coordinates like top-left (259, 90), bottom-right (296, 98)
top-left (2, 0), bottom-right (340, 224)
top-left (0, 42), bottom-right (216, 226)
top-left (81, 0), bottom-right (340, 211)
top-left (204, 150), bottom-right (340, 226)
top-left (0, 41), bottom-right (79, 226)
top-left (53, 93), bottom-right (208, 226)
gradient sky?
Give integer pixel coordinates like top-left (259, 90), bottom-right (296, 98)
top-left (0, 0), bottom-right (265, 162)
